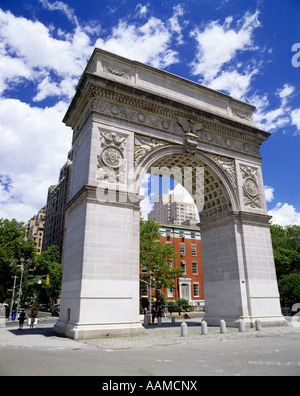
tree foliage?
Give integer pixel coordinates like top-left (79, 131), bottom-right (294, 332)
top-left (0, 218), bottom-right (36, 302)
top-left (0, 218), bottom-right (62, 304)
top-left (22, 245), bottom-right (62, 303)
top-left (140, 218), bottom-right (182, 298)
top-left (270, 224), bottom-right (300, 306)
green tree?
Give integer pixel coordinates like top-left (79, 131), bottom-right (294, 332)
top-left (23, 245), bottom-right (62, 304)
top-left (0, 218), bottom-right (36, 302)
top-left (278, 273), bottom-right (300, 307)
top-left (270, 224), bottom-right (300, 279)
top-left (140, 218), bottom-right (182, 301)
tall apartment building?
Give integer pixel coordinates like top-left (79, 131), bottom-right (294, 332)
top-left (148, 193), bottom-right (197, 225)
top-left (25, 207), bottom-right (46, 254)
top-left (141, 222), bottom-right (204, 309)
top-left (42, 156), bottom-right (72, 263)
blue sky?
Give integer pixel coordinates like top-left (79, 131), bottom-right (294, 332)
top-left (0, 0), bottom-right (299, 226)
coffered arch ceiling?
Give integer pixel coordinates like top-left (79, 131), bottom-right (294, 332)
top-left (137, 145), bottom-right (238, 223)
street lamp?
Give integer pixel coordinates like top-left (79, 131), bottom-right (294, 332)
top-left (9, 275), bottom-right (18, 321)
top-left (16, 258), bottom-right (25, 318)
top-left (140, 271), bottom-right (154, 312)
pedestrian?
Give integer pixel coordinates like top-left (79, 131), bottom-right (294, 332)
top-left (30, 309), bottom-right (37, 329)
top-left (163, 307), bottom-right (167, 319)
top-left (178, 306), bottom-right (182, 319)
top-left (18, 309), bottom-right (26, 330)
top-left (151, 307), bottom-right (156, 324)
top-left (169, 307), bottom-right (172, 317)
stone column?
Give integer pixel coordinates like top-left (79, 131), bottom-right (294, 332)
top-left (201, 212), bottom-right (286, 328)
top-left (54, 112), bottom-right (145, 339)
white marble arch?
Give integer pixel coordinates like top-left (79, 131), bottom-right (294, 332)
top-left (54, 49), bottom-right (286, 339)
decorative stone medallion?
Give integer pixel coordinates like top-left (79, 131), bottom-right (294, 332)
top-left (97, 131), bottom-right (127, 184)
top-left (101, 146), bottom-right (124, 169)
top-left (240, 165), bottom-right (261, 208)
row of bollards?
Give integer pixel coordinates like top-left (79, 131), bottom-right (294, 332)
top-left (144, 315), bottom-right (262, 336)
top-left (180, 319), bottom-right (262, 337)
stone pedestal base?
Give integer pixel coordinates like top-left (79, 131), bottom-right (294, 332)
top-left (54, 320), bottom-right (144, 340)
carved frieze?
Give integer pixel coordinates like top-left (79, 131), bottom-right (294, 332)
top-left (97, 131), bottom-right (127, 184)
top-left (240, 165), bottom-right (261, 208)
top-left (102, 63), bottom-right (131, 80)
top-left (70, 90), bottom-right (265, 159)
top-left (206, 154), bottom-right (237, 190)
top-left (134, 135), bottom-right (169, 166)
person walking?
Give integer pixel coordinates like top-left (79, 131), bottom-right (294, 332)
top-left (18, 309), bottom-right (26, 330)
top-left (30, 310), bottom-right (37, 329)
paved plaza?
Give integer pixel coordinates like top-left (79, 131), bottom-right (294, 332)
top-left (1, 317), bottom-right (300, 376)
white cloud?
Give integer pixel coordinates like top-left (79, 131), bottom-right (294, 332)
top-left (190, 10), bottom-right (260, 85)
top-left (95, 16), bottom-right (180, 68)
top-left (208, 67), bottom-right (258, 100)
top-left (276, 83), bottom-right (295, 106)
top-left (39, 0), bottom-right (79, 26)
top-left (0, 98), bottom-right (71, 222)
top-left (0, 9), bottom-right (93, 100)
top-left (291, 108), bottom-right (300, 132)
top-left (139, 174), bottom-right (154, 220)
top-left (264, 186), bottom-right (275, 203)
top-left (135, 3), bottom-right (150, 18)
top-left (268, 203), bottom-right (300, 227)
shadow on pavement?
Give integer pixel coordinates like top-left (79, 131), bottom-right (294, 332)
top-left (8, 327), bottom-right (61, 337)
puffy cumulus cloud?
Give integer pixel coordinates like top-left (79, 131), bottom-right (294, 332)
top-left (0, 98), bottom-right (72, 222)
top-left (95, 15), bottom-right (181, 69)
top-left (253, 83), bottom-right (298, 133)
top-left (268, 203), bottom-right (300, 227)
top-left (190, 10), bottom-right (260, 98)
top-left (0, 8), bottom-right (94, 100)
top-left (0, 5), bottom-right (185, 101)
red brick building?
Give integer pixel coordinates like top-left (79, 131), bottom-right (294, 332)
top-left (141, 222), bottom-right (205, 310)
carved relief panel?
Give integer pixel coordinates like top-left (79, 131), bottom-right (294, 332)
top-left (240, 165), bottom-right (262, 209)
top-left (97, 130), bottom-right (127, 184)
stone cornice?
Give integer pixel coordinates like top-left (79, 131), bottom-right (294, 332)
top-left (64, 75), bottom-right (269, 157)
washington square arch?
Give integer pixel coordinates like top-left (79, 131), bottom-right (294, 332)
top-left (54, 48), bottom-right (286, 339)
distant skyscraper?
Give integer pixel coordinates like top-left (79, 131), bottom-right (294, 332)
top-left (148, 193), bottom-right (197, 225)
top-left (42, 154), bottom-right (72, 263)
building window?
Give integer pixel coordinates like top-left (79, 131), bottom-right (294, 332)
top-left (193, 283), bottom-right (199, 297)
top-left (192, 261), bottom-right (198, 275)
top-left (191, 244), bottom-right (197, 256)
top-left (180, 243), bottom-right (185, 256)
top-left (181, 261), bottom-right (186, 274)
top-left (167, 288), bottom-right (173, 298)
top-left (191, 231), bottom-right (195, 239)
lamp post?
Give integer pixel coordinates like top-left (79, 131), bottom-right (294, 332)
top-left (16, 257), bottom-right (25, 317)
top-left (140, 271), bottom-right (154, 312)
top-left (9, 275), bottom-right (18, 321)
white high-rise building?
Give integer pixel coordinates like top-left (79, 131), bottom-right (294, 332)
top-left (148, 193), bottom-right (197, 225)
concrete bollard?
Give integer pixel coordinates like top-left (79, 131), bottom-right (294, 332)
top-left (171, 316), bottom-right (175, 325)
top-left (255, 320), bottom-right (261, 331)
top-left (238, 319), bottom-right (245, 332)
top-left (157, 316), bottom-right (161, 326)
top-left (181, 322), bottom-right (188, 337)
top-left (144, 316), bottom-right (148, 327)
top-left (201, 320), bottom-right (207, 335)
top-left (220, 319), bottom-right (226, 334)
